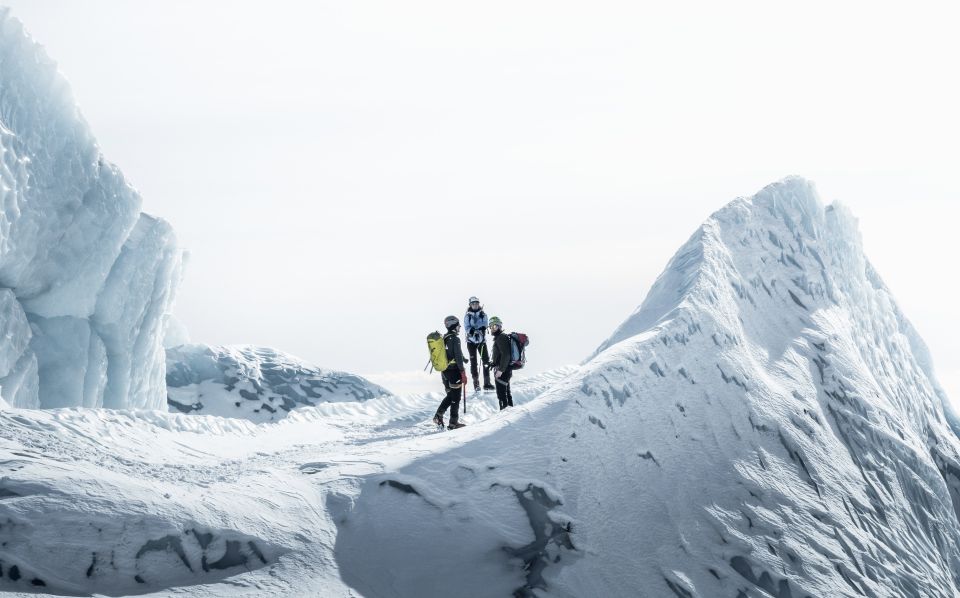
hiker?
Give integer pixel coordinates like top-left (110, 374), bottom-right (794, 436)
top-left (464, 296), bottom-right (494, 392)
top-left (433, 315), bottom-right (468, 429)
top-left (489, 316), bottom-right (514, 410)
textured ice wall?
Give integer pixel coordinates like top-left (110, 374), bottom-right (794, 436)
top-left (0, 10), bottom-right (182, 409)
top-left (166, 345), bottom-right (390, 422)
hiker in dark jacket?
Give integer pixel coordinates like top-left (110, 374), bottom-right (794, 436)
top-left (488, 316), bottom-right (513, 410)
top-left (434, 315), bottom-right (468, 429)
top-left (464, 296), bottom-right (494, 392)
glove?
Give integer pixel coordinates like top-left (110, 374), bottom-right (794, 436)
top-left (495, 370), bottom-right (503, 378)
top-left (460, 371), bottom-right (468, 385)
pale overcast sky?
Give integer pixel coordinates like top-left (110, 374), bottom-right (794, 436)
top-left (4, 1), bottom-right (959, 402)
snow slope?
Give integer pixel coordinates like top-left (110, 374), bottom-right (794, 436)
top-left (3, 178), bottom-right (960, 597)
top-left (0, 9), bottom-right (183, 410)
top-left (166, 344), bottom-right (390, 422)
top-left (0, 369), bottom-right (574, 596)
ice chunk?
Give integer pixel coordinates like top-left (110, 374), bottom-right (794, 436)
top-left (0, 11), bottom-right (183, 410)
top-left (28, 315), bottom-right (107, 408)
top-left (93, 215), bottom-right (183, 410)
top-left (166, 344), bottom-right (390, 422)
top-left (0, 288), bottom-right (30, 376)
top-left (0, 11), bottom-right (140, 319)
top-left (0, 288), bottom-right (38, 408)
top-left (0, 348), bottom-right (38, 408)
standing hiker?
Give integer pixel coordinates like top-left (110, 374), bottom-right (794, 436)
top-left (464, 296), bottom-right (494, 392)
top-left (489, 316), bottom-right (514, 410)
top-left (433, 315), bottom-right (468, 429)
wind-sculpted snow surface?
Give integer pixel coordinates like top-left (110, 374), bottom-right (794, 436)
top-left (2, 175), bottom-right (958, 598)
top-left (0, 10), bottom-right (182, 409)
top-left (548, 177), bottom-right (960, 597)
top-left (166, 344), bottom-right (390, 422)
top-left (332, 178), bottom-right (960, 597)
top-left (0, 369), bottom-right (571, 596)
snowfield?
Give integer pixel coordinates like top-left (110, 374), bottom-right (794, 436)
top-left (4, 179), bottom-right (960, 597)
top-left (3, 8), bottom-right (960, 598)
top-left (0, 369), bottom-right (576, 596)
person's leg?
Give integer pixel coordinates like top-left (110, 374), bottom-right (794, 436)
top-left (467, 343), bottom-right (480, 390)
top-left (433, 372), bottom-right (450, 426)
top-left (435, 372), bottom-right (453, 424)
top-left (501, 368), bottom-right (514, 408)
top-left (496, 374), bottom-right (509, 410)
top-left (447, 386), bottom-right (461, 425)
top-left (480, 342), bottom-right (492, 388)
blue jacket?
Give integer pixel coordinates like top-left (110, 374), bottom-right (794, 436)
top-left (464, 309), bottom-right (489, 345)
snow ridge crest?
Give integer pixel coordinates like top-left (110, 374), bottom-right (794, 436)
top-left (592, 176), bottom-right (860, 358)
top-left (563, 176), bottom-right (960, 597)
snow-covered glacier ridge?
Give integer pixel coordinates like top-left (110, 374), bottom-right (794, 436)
top-left (3, 177), bottom-right (957, 597)
top-left (166, 344), bottom-right (390, 422)
top-left (0, 9), bottom-right (182, 410)
top-left (2, 7), bottom-right (959, 597)
top-left (329, 178), bottom-right (960, 597)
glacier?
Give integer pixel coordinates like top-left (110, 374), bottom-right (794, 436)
top-left (328, 178), bottom-right (960, 598)
top-left (2, 177), bottom-right (959, 597)
top-left (0, 9), bottom-right (183, 410)
top-left (3, 8), bottom-right (960, 597)
top-left (166, 344), bottom-right (390, 422)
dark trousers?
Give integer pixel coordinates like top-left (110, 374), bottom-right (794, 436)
top-left (467, 341), bottom-right (490, 387)
top-left (437, 368), bottom-right (462, 423)
top-left (495, 367), bottom-right (513, 410)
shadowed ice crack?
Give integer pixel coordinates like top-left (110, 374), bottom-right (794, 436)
top-left (501, 484), bottom-right (577, 598)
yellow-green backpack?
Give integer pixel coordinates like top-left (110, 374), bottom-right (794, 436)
top-left (426, 331), bottom-right (450, 372)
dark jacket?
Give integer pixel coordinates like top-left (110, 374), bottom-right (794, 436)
top-left (443, 330), bottom-right (466, 371)
top-left (490, 330), bottom-right (512, 371)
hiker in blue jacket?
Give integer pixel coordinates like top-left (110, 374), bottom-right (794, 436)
top-left (464, 296), bottom-right (494, 392)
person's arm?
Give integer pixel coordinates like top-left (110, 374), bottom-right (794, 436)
top-left (453, 335), bottom-right (467, 371)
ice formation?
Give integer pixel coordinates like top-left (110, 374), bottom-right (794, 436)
top-left (3, 178), bottom-right (958, 597)
top-left (166, 344), bottom-right (390, 422)
top-left (2, 10), bottom-right (959, 596)
top-left (0, 9), bottom-right (182, 409)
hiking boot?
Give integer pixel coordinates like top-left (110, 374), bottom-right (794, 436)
top-left (433, 413), bottom-right (444, 427)
top-left (447, 422), bottom-right (466, 430)
top-left (482, 384), bottom-right (495, 391)
top-left (473, 380), bottom-right (480, 392)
